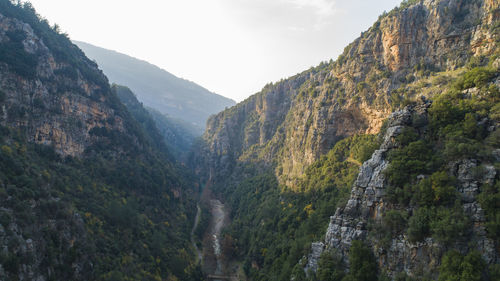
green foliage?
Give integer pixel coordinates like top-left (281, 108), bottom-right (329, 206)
top-left (343, 240), bottom-right (378, 281)
top-left (0, 2), bottom-right (202, 278)
top-left (430, 203), bottom-right (470, 244)
top-left (0, 0), bottom-right (109, 87)
top-left (385, 140), bottom-right (434, 204)
top-left (466, 55), bottom-right (489, 69)
top-left (407, 205), bottom-right (470, 245)
top-left (452, 67), bottom-right (498, 91)
top-left (0, 30), bottom-right (38, 78)
top-left (0, 126), bottom-right (200, 280)
top-left (407, 207), bottom-right (432, 243)
top-left (411, 171), bottom-right (457, 207)
top-left (489, 264), bottom-right (500, 281)
top-left (438, 250), bottom-right (485, 281)
top-left (383, 65), bottom-right (499, 253)
top-left (317, 251), bottom-right (345, 281)
top-left (429, 171), bottom-right (457, 204)
top-left (300, 134), bottom-right (380, 193)
top-left (369, 209), bottom-right (409, 248)
top-left (478, 181), bottom-right (500, 242)
top-left (217, 134), bottom-right (379, 281)
top-left (382, 210), bottom-right (408, 235)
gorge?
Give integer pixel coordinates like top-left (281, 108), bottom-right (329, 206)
top-left (0, 0), bottom-right (498, 280)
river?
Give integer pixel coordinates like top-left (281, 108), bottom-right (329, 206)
top-left (210, 199), bottom-right (227, 275)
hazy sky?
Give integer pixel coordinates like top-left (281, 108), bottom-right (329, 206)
top-left (28, 0), bottom-right (402, 102)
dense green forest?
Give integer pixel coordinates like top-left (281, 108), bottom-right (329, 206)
top-left (0, 1), bottom-right (202, 280)
top-left (0, 0), bottom-right (499, 280)
top-left (211, 134), bottom-right (380, 280)
top-left (206, 59), bottom-right (500, 281)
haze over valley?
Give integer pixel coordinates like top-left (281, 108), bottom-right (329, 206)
top-left (0, 0), bottom-right (498, 280)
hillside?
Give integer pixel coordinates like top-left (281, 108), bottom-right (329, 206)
top-left (74, 41), bottom-right (236, 132)
top-left (196, 0), bottom-right (500, 279)
top-left (113, 84), bottom-right (198, 162)
top-left (202, 0), bottom-right (499, 188)
top-left (0, 1), bottom-right (201, 280)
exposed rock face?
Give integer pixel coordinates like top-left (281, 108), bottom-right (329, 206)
top-left (202, 0), bottom-right (499, 188)
top-left (0, 13), bottom-right (124, 156)
top-left (0, 11), bottom-right (125, 281)
top-left (306, 101), bottom-right (499, 278)
top-left (323, 104), bottom-right (421, 254)
top-left (0, 7), bottom-right (189, 281)
top-left (305, 242), bottom-right (325, 274)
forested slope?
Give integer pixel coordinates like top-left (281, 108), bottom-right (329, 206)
top-left (0, 1), bottom-right (201, 280)
top-left (196, 0), bottom-right (500, 279)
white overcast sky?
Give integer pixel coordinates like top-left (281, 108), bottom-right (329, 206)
top-left (28, 0), bottom-right (402, 102)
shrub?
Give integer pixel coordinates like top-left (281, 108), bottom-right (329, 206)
top-left (344, 240), bottom-right (378, 281)
top-left (438, 250), bottom-right (485, 281)
top-left (430, 171), bottom-right (456, 204)
top-left (478, 182), bottom-right (500, 240)
top-left (317, 251), bottom-right (345, 281)
top-left (382, 210), bottom-right (408, 235)
top-left (453, 67), bottom-right (497, 90)
top-left (0, 30), bottom-right (38, 78)
top-left (430, 204), bottom-right (470, 244)
top-left (407, 207), bottom-right (432, 243)
top-left (385, 140), bottom-right (432, 188)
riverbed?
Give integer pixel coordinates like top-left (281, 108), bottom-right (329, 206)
top-left (210, 199), bottom-right (227, 274)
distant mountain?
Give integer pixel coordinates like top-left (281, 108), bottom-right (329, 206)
top-left (74, 41), bottom-right (235, 132)
top-left (113, 84), bottom-right (198, 162)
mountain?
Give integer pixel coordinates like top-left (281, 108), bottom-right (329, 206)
top-left (0, 1), bottom-right (202, 280)
top-left (74, 40), bottom-right (236, 132)
top-left (1, 0), bottom-right (499, 280)
top-left (195, 0), bottom-right (500, 279)
top-left (113, 84), bottom-right (198, 162)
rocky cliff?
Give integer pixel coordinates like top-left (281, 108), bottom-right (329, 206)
top-left (198, 0), bottom-right (500, 279)
top-left (0, 2), bottom-right (200, 280)
top-left (306, 96), bottom-right (499, 278)
top-left (0, 11), bottom-right (125, 156)
top-left (202, 0), bottom-right (499, 188)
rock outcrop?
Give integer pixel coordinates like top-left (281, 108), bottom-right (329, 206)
top-left (0, 3), bottom-right (199, 280)
top-left (202, 0), bottom-right (499, 188)
top-left (306, 100), bottom-right (499, 278)
top-left (0, 13), bottom-right (124, 156)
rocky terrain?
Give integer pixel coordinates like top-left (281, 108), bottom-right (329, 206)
top-left (198, 0), bottom-right (500, 279)
top-left (0, 2), bottom-right (201, 280)
top-left (0, 12), bottom-right (123, 156)
top-left (202, 0), bottom-right (499, 188)
top-left (306, 99), bottom-right (498, 278)
top-left (0, 0), bottom-right (498, 280)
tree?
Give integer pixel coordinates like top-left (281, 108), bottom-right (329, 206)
top-left (438, 250), bottom-right (485, 281)
top-left (317, 251), bottom-right (345, 281)
top-left (343, 241), bottom-right (377, 281)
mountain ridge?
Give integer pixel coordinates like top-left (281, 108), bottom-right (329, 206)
top-left (0, 1), bottom-right (202, 279)
top-left (196, 0), bottom-right (500, 279)
top-left (201, 0), bottom-right (499, 187)
top-left (74, 40), bottom-right (236, 132)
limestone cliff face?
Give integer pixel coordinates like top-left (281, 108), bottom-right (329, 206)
top-left (0, 7), bottom-right (195, 280)
top-left (0, 13), bottom-right (124, 156)
top-left (203, 0), bottom-right (499, 187)
top-left (305, 99), bottom-right (498, 278)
